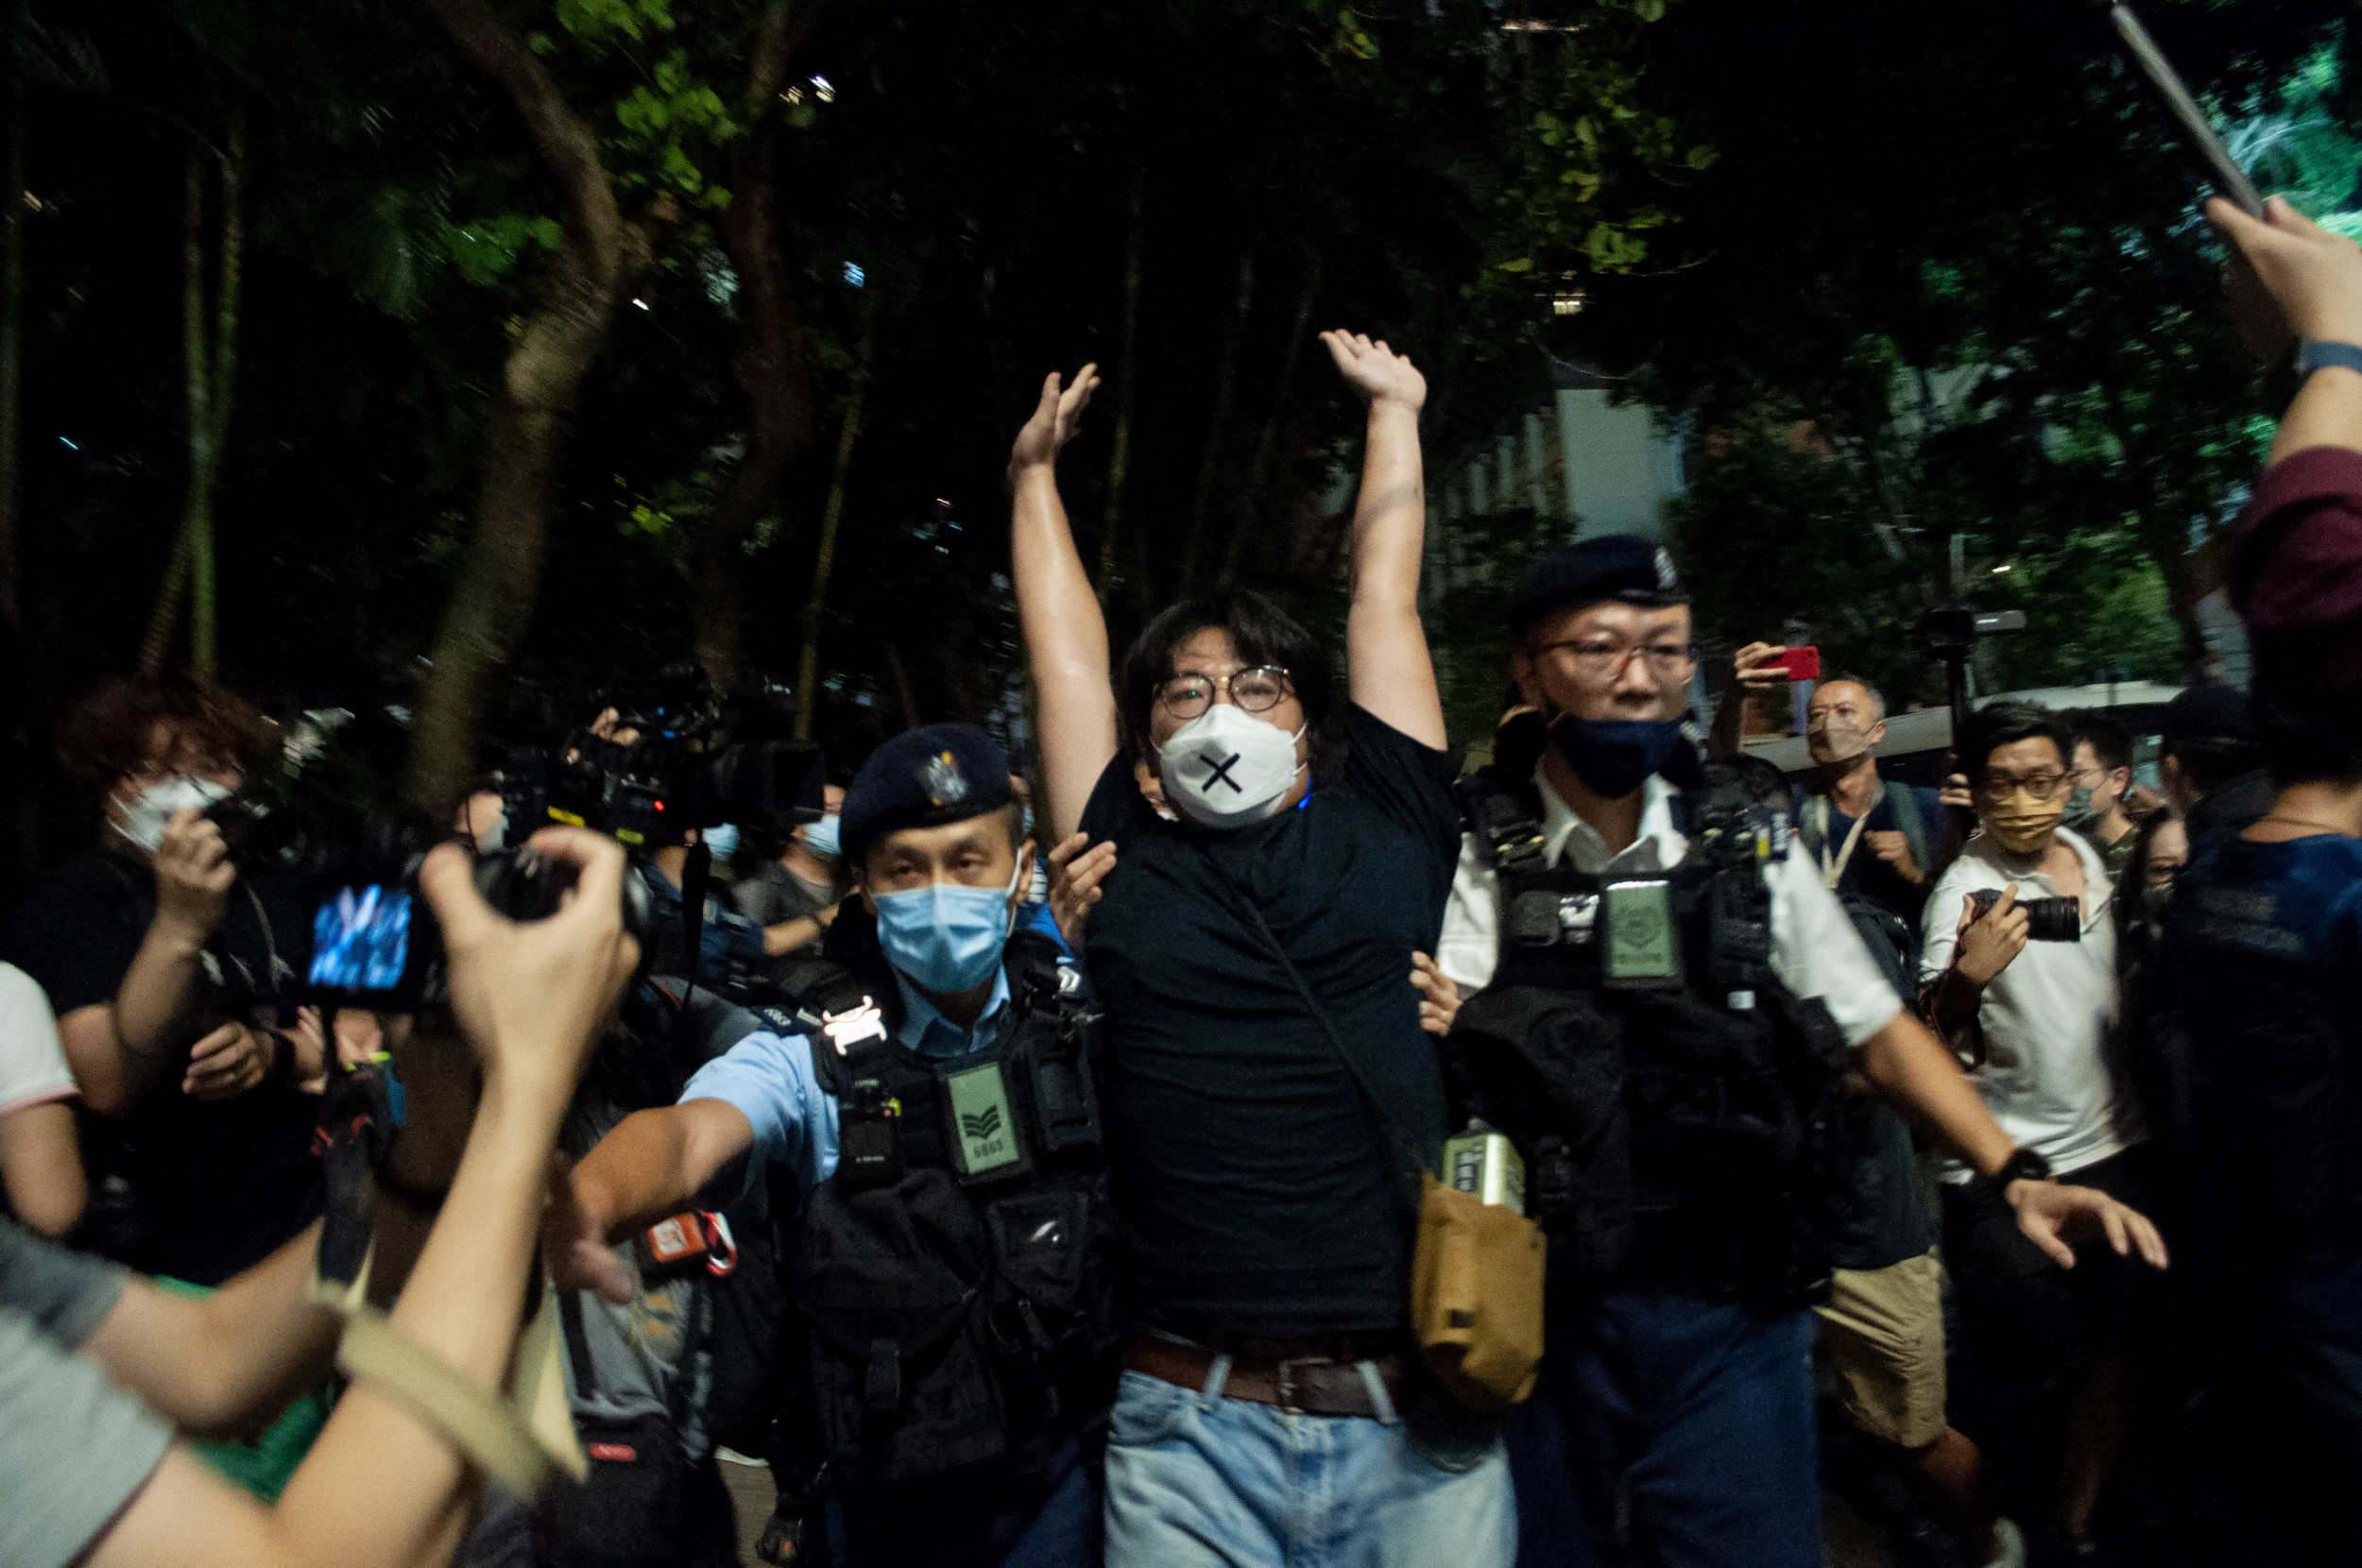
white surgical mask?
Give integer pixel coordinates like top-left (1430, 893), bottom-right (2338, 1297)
top-left (1156, 705), bottom-right (1307, 829)
top-left (702, 822), bottom-right (741, 861)
top-left (113, 775), bottom-right (231, 855)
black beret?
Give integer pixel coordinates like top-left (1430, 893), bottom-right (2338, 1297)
top-left (2160, 684), bottom-right (2257, 756)
top-left (1507, 534), bottom-right (1686, 633)
top-left (838, 724), bottom-right (1013, 868)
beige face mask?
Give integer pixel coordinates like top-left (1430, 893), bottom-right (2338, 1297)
top-left (1985, 802), bottom-right (2063, 857)
top-left (1806, 717), bottom-right (1874, 766)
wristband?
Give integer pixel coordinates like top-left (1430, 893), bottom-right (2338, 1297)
top-left (2295, 340), bottom-right (2362, 380)
top-left (1981, 1147), bottom-right (2053, 1195)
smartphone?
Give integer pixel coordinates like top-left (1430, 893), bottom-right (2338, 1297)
top-left (2101, 3), bottom-right (2265, 217)
top-left (308, 881), bottom-right (430, 999)
top-left (1768, 646), bottom-right (1821, 681)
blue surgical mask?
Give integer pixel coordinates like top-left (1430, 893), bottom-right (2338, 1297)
top-left (1545, 714), bottom-right (1703, 800)
top-left (702, 822), bottom-right (741, 861)
top-left (804, 813), bottom-right (842, 861)
top-left (872, 860), bottom-right (1024, 996)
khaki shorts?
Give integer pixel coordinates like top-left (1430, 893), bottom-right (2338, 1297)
top-left (1814, 1248), bottom-right (1947, 1449)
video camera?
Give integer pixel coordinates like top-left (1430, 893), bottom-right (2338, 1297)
top-left (300, 816), bottom-right (656, 1009)
top-left (495, 669), bottom-right (827, 847)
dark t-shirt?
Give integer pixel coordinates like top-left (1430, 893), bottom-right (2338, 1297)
top-left (7, 851), bottom-right (323, 1285)
top-left (1791, 776), bottom-right (1942, 929)
top-left (2171, 832), bottom-right (2362, 1333)
top-left (1078, 705), bottom-right (1461, 1335)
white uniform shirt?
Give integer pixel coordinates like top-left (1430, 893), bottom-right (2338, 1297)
top-left (1437, 768), bottom-right (1905, 1049)
top-left (1918, 827), bottom-right (2131, 1181)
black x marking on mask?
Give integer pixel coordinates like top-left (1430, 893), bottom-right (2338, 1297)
top-left (1200, 752), bottom-right (1245, 794)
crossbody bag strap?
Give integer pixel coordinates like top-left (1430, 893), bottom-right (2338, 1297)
top-left (1188, 844), bottom-right (1427, 1218)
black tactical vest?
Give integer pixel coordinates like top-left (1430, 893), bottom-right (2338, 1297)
top-left (762, 930), bottom-right (1121, 1486)
top-left (1444, 761), bottom-right (1857, 1309)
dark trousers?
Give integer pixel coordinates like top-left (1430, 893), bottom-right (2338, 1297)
top-left (840, 1435), bottom-right (1102, 1568)
top-left (1507, 1289), bottom-right (1822, 1568)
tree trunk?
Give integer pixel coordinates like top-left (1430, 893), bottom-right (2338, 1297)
top-left (141, 109), bottom-right (243, 677)
top-left (791, 313), bottom-right (875, 741)
top-left (1219, 253), bottom-right (1321, 586)
top-left (408, 0), bottom-right (647, 813)
top-left (689, 0), bottom-right (818, 689)
top-left (1180, 247), bottom-right (1254, 593)
top-left (1096, 166), bottom-right (1144, 608)
top-left (0, 0), bottom-right (26, 630)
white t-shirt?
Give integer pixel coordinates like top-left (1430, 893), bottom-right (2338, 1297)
top-left (1438, 768), bottom-right (1905, 1049)
top-left (1918, 828), bottom-right (2132, 1180)
top-left (0, 964), bottom-right (77, 1119)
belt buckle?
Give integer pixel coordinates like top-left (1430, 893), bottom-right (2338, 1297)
top-left (1274, 1356), bottom-right (1316, 1416)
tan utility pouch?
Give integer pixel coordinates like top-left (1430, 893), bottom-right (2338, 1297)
top-left (1411, 1173), bottom-right (1547, 1408)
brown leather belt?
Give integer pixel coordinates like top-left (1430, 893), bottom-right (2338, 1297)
top-left (1126, 1333), bottom-right (1406, 1420)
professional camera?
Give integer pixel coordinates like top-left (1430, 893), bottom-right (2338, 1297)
top-left (1967, 887), bottom-right (2083, 942)
top-left (299, 815), bottom-right (656, 1008)
top-left (495, 669), bottom-right (826, 846)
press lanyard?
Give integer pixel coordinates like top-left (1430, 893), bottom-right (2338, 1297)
top-left (1808, 785), bottom-right (1881, 891)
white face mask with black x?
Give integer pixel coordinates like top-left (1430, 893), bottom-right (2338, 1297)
top-left (1156, 704), bottom-right (1307, 829)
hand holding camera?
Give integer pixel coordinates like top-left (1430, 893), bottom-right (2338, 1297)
top-left (1956, 884), bottom-right (2031, 986)
top-left (419, 827), bottom-right (641, 1110)
top-left (153, 808), bottom-right (237, 941)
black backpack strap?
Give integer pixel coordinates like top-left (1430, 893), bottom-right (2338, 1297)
top-left (1886, 775), bottom-right (1929, 867)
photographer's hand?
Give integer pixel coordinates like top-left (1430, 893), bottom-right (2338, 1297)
top-left (183, 1021), bottom-right (273, 1100)
top-left (1954, 885), bottom-right (2028, 987)
top-left (155, 808), bottom-right (236, 940)
top-left (420, 827), bottom-right (638, 1108)
top-left (1730, 641), bottom-right (1791, 690)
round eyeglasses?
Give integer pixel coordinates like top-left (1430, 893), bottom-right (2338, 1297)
top-left (1154, 666), bottom-right (1293, 721)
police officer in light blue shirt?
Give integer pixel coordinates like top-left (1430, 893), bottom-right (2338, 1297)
top-left (546, 723), bottom-right (1112, 1568)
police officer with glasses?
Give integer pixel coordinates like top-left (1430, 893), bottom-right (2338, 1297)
top-left (1434, 536), bottom-right (2166, 1568)
top-left (546, 724), bottom-right (1115, 1568)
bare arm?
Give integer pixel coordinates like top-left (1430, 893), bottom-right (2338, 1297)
top-left (0, 1099), bottom-right (84, 1237)
top-left (83, 826), bottom-right (639, 1568)
top-left (571, 1098), bottom-right (756, 1242)
top-left (1009, 366), bottom-right (1115, 843)
top-left (762, 906), bottom-right (835, 957)
top-left (1858, 1008), bottom-right (2166, 1270)
top-left (64, 810), bottom-right (240, 1116)
top-left (81, 1221), bottom-right (341, 1440)
top-left (1324, 332), bottom-right (1445, 750)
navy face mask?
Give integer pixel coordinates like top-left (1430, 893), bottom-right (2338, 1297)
top-left (1545, 714), bottom-right (1703, 800)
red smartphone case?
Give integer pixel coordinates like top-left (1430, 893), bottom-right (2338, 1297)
top-left (1774, 646), bottom-right (1822, 680)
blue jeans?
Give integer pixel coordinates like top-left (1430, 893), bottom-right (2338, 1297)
top-left (1508, 1290), bottom-right (1821, 1568)
top-left (1103, 1368), bottom-right (1515, 1567)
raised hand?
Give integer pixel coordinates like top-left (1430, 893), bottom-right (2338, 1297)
top-left (1008, 365), bottom-right (1102, 481)
top-left (1730, 641), bottom-right (1792, 690)
top-left (1321, 331), bottom-right (1426, 413)
top-left (418, 827), bottom-right (639, 1107)
top-left (2209, 194), bottom-right (2362, 359)
top-left (1046, 831), bottom-right (1117, 948)
top-left (153, 808), bottom-right (236, 939)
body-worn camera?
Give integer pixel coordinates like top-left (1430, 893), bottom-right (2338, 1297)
top-left (302, 817), bottom-right (653, 1007)
top-left (1967, 887), bottom-right (2082, 942)
top-left (496, 670), bottom-right (825, 846)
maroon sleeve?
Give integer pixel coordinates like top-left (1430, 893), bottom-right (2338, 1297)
top-left (2230, 444), bottom-right (2362, 701)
